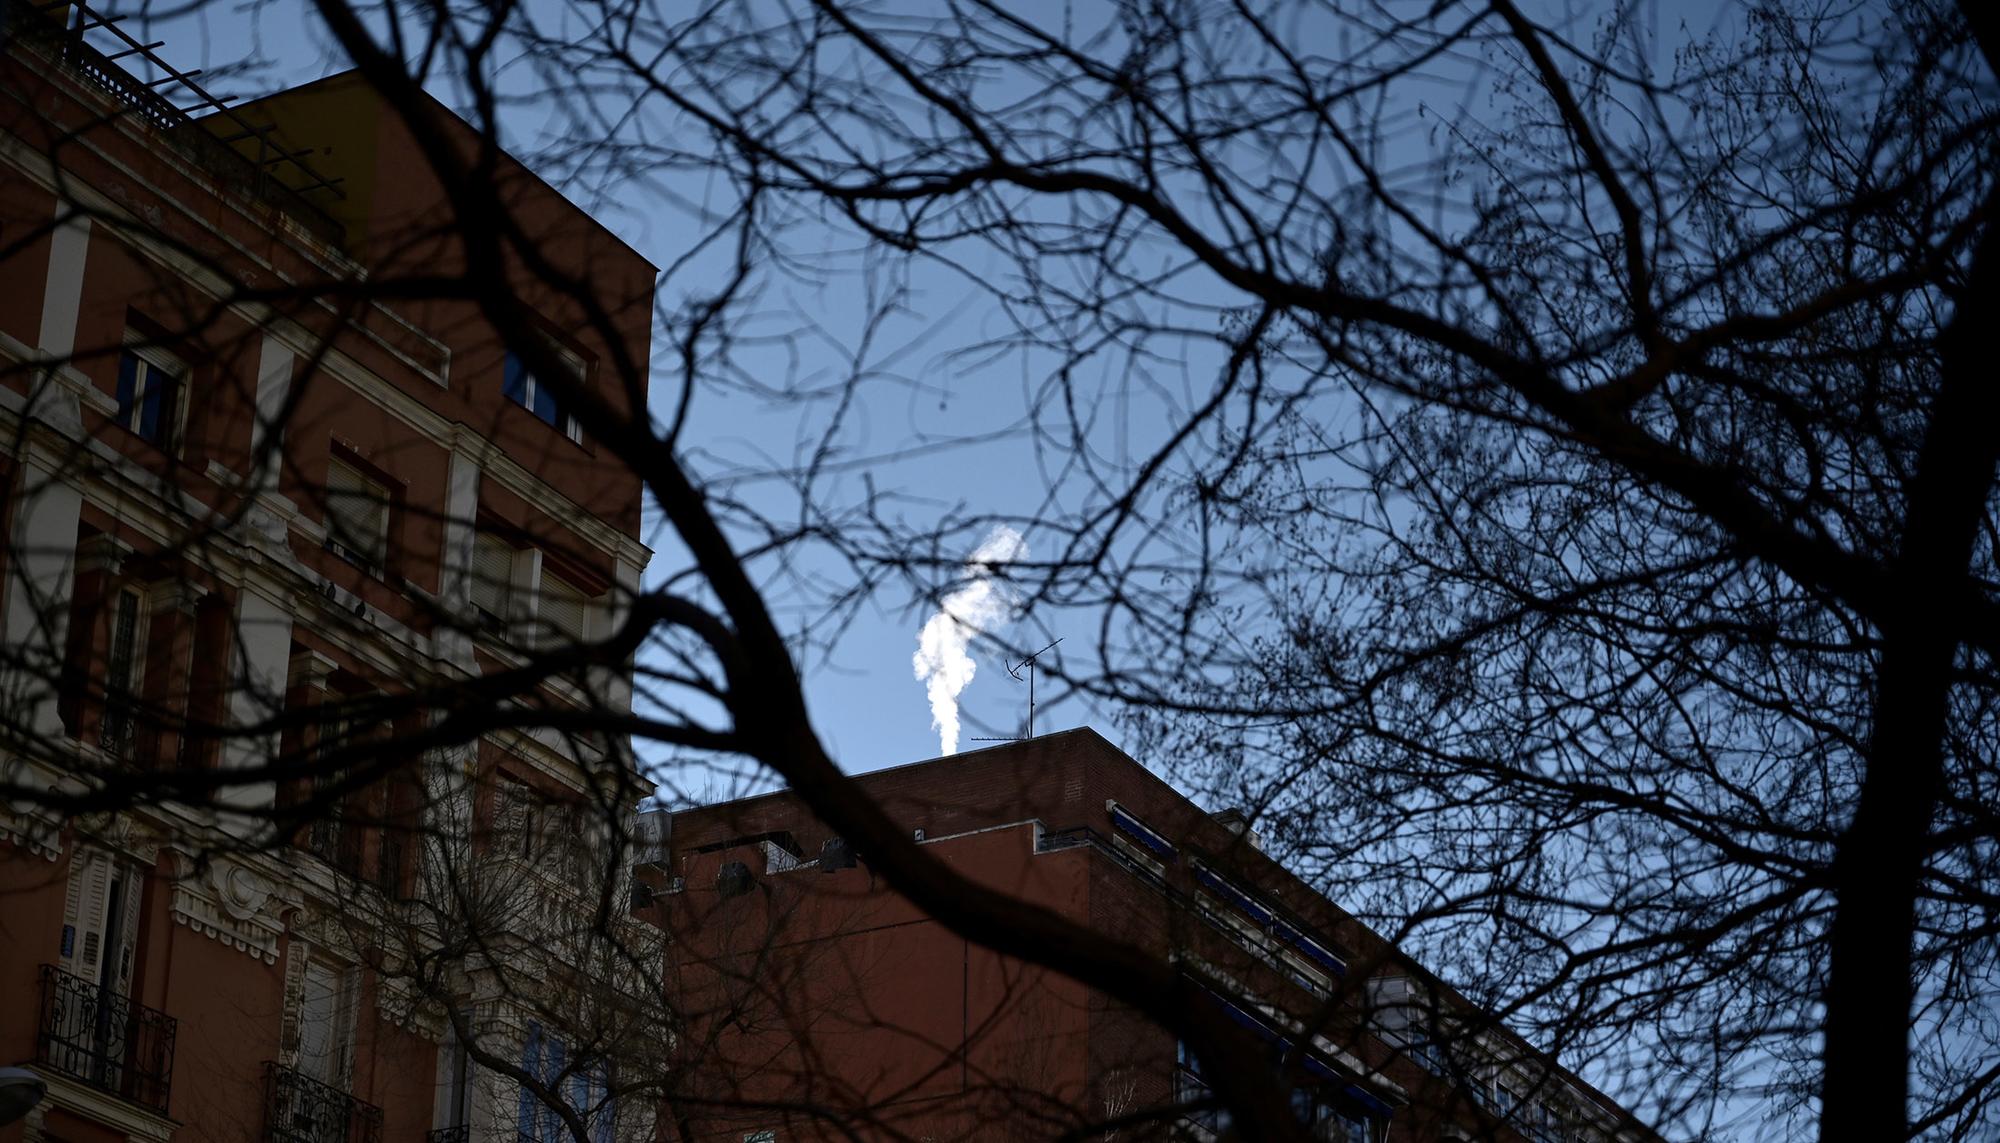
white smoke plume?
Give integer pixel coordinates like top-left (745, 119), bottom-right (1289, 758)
top-left (912, 526), bottom-right (1028, 755)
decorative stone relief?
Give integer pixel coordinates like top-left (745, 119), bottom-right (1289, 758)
top-left (375, 972), bottom-right (448, 1041)
top-left (171, 857), bottom-right (285, 963)
top-left (75, 810), bottom-right (161, 866)
top-left (0, 799), bottom-right (61, 860)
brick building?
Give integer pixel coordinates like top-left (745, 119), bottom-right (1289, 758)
top-left (654, 730), bottom-right (1663, 1142)
top-left (0, 3), bottom-right (657, 1141)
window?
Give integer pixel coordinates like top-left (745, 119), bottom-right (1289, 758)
top-left (470, 532), bottom-right (517, 619)
top-left (518, 1023), bottom-right (613, 1143)
top-left (1174, 1039), bottom-right (1230, 1138)
top-left (538, 571), bottom-right (592, 645)
top-left (292, 960), bottom-right (356, 1088)
top-left (1289, 1082), bottom-right (1382, 1143)
top-left (306, 704), bottom-right (380, 876)
top-left (1406, 1036), bottom-right (1447, 1076)
top-left (435, 1018), bottom-right (472, 1134)
top-left (324, 458), bottom-right (391, 572)
top-left (496, 777), bottom-right (540, 862)
top-left (98, 587), bottom-right (143, 757)
top-left (50, 849), bottom-right (148, 1098)
top-left (60, 848), bottom-right (144, 995)
top-left (503, 350), bottom-right (583, 443)
top-left (114, 343), bottom-right (182, 449)
top-left (495, 777), bottom-right (591, 880)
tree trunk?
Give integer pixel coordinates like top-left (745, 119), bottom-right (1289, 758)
top-left (1818, 184), bottom-right (2000, 1140)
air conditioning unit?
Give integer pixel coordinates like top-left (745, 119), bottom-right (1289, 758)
top-left (632, 811), bottom-right (669, 870)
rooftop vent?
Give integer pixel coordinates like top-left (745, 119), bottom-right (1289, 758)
top-left (632, 810), bottom-right (670, 870)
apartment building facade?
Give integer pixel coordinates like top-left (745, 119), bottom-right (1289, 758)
top-left (0, 4), bottom-right (656, 1141)
top-left (653, 730), bottom-right (1663, 1143)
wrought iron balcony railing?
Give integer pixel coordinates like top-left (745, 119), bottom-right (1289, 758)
top-left (426, 1127), bottom-right (470, 1143)
top-left (264, 1061), bottom-right (384, 1143)
top-left (36, 963), bottom-right (177, 1114)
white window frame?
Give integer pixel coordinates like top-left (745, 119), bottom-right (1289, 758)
top-left (505, 348), bottom-right (586, 445)
top-left (288, 956), bottom-right (358, 1089)
top-left (115, 333), bottom-right (186, 451)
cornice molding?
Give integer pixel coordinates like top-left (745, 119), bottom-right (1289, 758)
top-left (34, 1070), bottom-right (178, 1143)
top-left (171, 856), bottom-right (286, 964)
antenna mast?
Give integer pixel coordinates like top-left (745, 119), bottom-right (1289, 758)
top-left (1009, 638), bottom-right (1063, 738)
top-left (967, 637), bottom-right (1064, 743)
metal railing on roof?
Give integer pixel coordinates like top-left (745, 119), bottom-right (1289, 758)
top-left (8, 0), bottom-right (347, 245)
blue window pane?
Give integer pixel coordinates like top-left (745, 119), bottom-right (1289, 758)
top-left (116, 352), bottom-right (138, 419)
top-left (519, 1023), bottom-right (543, 1139)
top-left (138, 374), bottom-right (169, 442)
top-left (504, 352), bottom-right (528, 406)
top-left (532, 376), bottom-right (561, 426)
top-left (595, 1092), bottom-right (615, 1143)
top-left (543, 1038), bottom-right (567, 1140)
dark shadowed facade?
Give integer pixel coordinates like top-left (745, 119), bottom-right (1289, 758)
top-left (653, 730), bottom-right (1663, 1142)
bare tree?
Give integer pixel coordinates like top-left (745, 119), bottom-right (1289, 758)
top-left (5, 0), bottom-right (1995, 1140)
top-left (466, 0), bottom-right (1987, 1137)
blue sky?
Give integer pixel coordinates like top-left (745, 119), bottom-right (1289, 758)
top-left (111, 0), bottom-right (1131, 779)
top-left (111, 0), bottom-right (1746, 791)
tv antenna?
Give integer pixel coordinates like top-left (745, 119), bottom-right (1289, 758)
top-left (969, 638), bottom-right (1063, 743)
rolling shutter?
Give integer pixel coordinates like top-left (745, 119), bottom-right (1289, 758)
top-left (326, 459), bottom-right (389, 567)
top-left (538, 573), bottom-right (589, 645)
top-left (471, 533), bottom-right (515, 617)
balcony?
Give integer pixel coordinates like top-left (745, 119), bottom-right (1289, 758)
top-left (426, 1128), bottom-right (470, 1143)
top-left (35, 964), bottom-right (177, 1114)
top-left (4, 0), bottom-right (345, 245)
top-left (264, 1061), bottom-right (383, 1143)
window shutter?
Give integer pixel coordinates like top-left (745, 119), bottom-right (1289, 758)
top-left (471, 533), bottom-right (514, 617)
top-left (60, 848), bottom-right (109, 976)
top-left (335, 965), bottom-right (360, 1088)
top-left (59, 851), bottom-right (85, 967)
top-left (111, 865), bottom-right (145, 994)
top-left (63, 851), bottom-right (113, 979)
top-left (280, 939), bottom-right (308, 1062)
top-left (539, 573), bottom-right (589, 644)
top-left (326, 460), bottom-right (389, 567)
top-left (298, 961), bottom-right (341, 1083)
